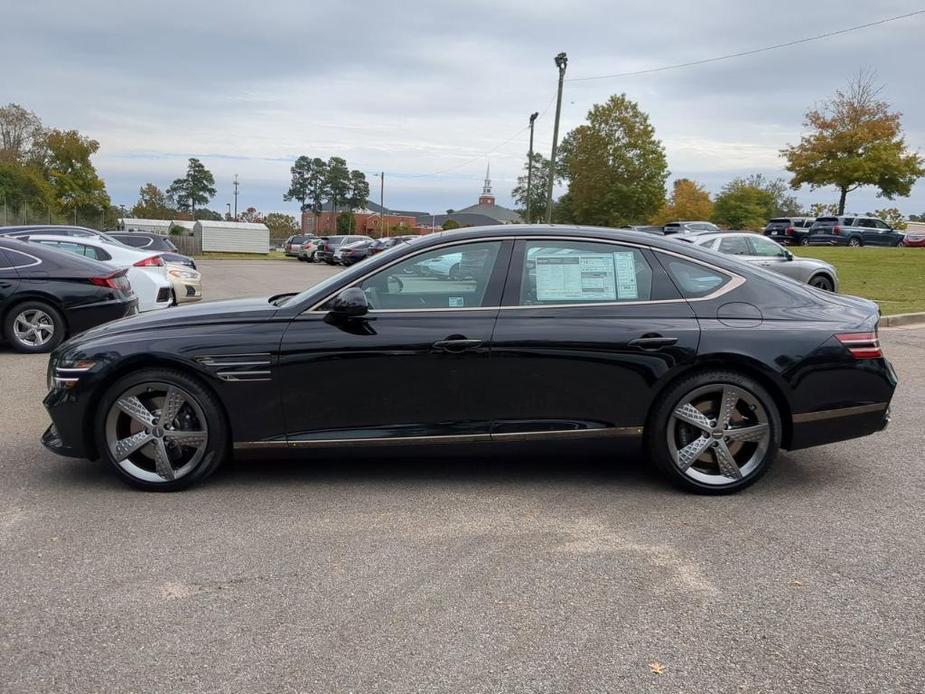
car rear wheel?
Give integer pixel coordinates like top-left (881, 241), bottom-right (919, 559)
top-left (3, 300), bottom-right (65, 354)
top-left (808, 275), bottom-right (834, 292)
top-left (646, 371), bottom-right (781, 494)
top-left (848, 237), bottom-right (862, 247)
top-left (799, 238), bottom-right (810, 246)
top-left (96, 368), bottom-right (228, 491)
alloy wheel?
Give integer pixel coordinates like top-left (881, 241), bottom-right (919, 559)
top-left (849, 238), bottom-right (861, 247)
top-left (13, 309), bottom-right (55, 348)
top-left (666, 384), bottom-right (771, 487)
top-left (809, 276), bottom-right (833, 291)
top-left (104, 382), bottom-right (209, 483)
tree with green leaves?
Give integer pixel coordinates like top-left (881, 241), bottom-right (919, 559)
top-left (869, 207), bottom-right (906, 230)
top-left (347, 170), bottom-right (370, 210)
top-left (131, 183), bottom-right (176, 219)
top-left (512, 152), bottom-right (558, 222)
top-left (442, 219), bottom-right (461, 230)
top-left (264, 212), bottom-right (299, 240)
top-left (0, 162), bottom-right (55, 215)
top-left (336, 211), bottom-right (356, 233)
top-left (781, 71), bottom-right (924, 215)
top-left (561, 94), bottom-right (668, 227)
top-left (193, 208), bottom-right (223, 221)
top-left (325, 156), bottom-right (350, 218)
top-left (42, 129), bottom-right (110, 220)
top-left (741, 174), bottom-right (802, 217)
top-left (711, 177), bottom-right (777, 229)
top-left (167, 158), bottom-right (216, 217)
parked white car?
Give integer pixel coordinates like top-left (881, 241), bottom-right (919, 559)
top-left (25, 235), bottom-right (173, 312)
top-left (166, 263), bottom-right (203, 303)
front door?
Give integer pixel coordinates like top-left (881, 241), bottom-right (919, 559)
top-left (488, 238), bottom-right (701, 437)
top-left (278, 239), bottom-right (512, 443)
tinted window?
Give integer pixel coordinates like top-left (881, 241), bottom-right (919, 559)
top-left (0, 247), bottom-right (40, 270)
top-left (718, 237), bottom-right (751, 255)
top-left (519, 240), bottom-right (653, 305)
top-left (357, 241), bottom-right (501, 310)
top-left (749, 236), bottom-right (787, 257)
top-left (0, 249), bottom-right (12, 270)
top-left (768, 218), bottom-right (790, 225)
top-left (114, 235), bottom-right (150, 248)
top-left (663, 257), bottom-right (731, 299)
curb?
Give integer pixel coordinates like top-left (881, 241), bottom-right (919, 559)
top-left (881, 312), bottom-right (925, 328)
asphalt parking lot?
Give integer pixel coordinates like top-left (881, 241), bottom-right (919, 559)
top-left (1, 259), bottom-right (924, 693)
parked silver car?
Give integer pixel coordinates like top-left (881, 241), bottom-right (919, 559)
top-left (678, 232), bottom-right (839, 292)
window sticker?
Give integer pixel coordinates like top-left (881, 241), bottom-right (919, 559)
top-left (535, 252), bottom-right (638, 302)
top-left (448, 296), bottom-right (465, 308)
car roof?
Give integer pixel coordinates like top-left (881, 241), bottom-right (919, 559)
top-left (21, 234), bottom-right (149, 254)
top-left (0, 235), bottom-right (115, 271)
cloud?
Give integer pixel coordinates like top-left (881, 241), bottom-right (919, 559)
top-left (3, 0), bottom-right (923, 215)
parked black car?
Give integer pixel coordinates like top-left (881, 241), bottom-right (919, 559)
top-left (369, 235), bottom-right (417, 254)
top-left (1, 238), bottom-right (137, 353)
top-left (315, 235), bottom-right (373, 264)
top-left (42, 225), bottom-right (895, 494)
top-left (763, 217), bottom-right (815, 246)
top-left (336, 240), bottom-right (375, 265)
top-left (807, 216), bottom-right (905, 247)
top-left (108, 231), bottom-right (197, 269)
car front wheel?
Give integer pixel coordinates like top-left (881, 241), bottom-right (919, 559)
top-left (646, 371), bottom-right (781, 494)
top-left (96, 368), bottom-right (228, 491)
top-left (808, 275), bottom-right (834, 291)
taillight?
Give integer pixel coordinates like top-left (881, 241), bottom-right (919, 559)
top-left (89, 272), bottom-right (123, 289)
top-left (835, 331), bottom-right (882, 359)
top-left (134, 255), bottom-right (164, 267)
top-left (786, 226), bottom-right (795, 236)
top-left (832, 225), bottom-right (841, 236)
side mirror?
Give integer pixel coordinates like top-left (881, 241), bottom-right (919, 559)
top-left (330, 287), bottom-right (368, 317)
top-left (784, 250), bottom-right (794, 261)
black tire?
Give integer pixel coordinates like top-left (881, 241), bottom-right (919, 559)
top-left (848, 236), bottom-right (863, 247)
top-left (645, 370), bottom-right (781, 494)
top-left (3, 300), bottom-right (66, 354)
top-left (95, 367), bottom-right (229, 491)
top-left (297, 256), bottom-right (306, 262)
top-left (170, 289), bottom-right (178, 306)
top-left (808, 275), bottom-right (834, 292)
top-left (799, 238), bottom-right (810, 246)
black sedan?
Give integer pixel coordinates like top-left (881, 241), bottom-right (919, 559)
top-left (41, 226), bottom-right (896, 493)
top-left (1, 238), bottom-right (137, 353)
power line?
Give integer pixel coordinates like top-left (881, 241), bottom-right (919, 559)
top-left (567, 10), bottom-right (925, 82)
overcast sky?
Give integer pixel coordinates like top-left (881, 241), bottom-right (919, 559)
top-left (4, 1), bottom-right (924, 218)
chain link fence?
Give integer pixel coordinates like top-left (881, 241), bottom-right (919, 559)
top-left (0, 203), bottom-right (111, 230)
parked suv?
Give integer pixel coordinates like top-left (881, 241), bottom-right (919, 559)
top-left (108, 231), bottom-right (196, 269)
top-left (663, 221), bottom-right (720, 235)
top-left (763, 217), bottom-right (815, 246)
top-left (284, 235), bottom-right (314, 258)
top-left (807, 216), bottom-right (905, 247)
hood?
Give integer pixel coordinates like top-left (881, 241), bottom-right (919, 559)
top-left (76, 295), bottom-right (279, 341)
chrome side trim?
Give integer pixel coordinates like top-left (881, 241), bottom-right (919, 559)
top-left (305, 234), bottom-right (745, 314)
top-left (216, 371), bottom-right (271, 382)
top-left (233, 426), bottom-right (644, 450)
top-left (492, 426), bottom-right (643, 441)
top-left (792, 402), bottom-right (889, 424)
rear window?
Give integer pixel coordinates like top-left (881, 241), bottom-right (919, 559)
top-left (768, 218), bottom-right (790, 225)
top-left (663, 257), bottom-right (731, 299)
top-left (814, 217), bottom-right (838, 225)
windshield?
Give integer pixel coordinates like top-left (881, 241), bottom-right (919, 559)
top-left (285, 235), bottom-right (426, 307)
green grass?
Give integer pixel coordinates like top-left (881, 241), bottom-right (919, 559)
top-left (199, 250), bottom-right (292, 261)
top-left (793, 247), bottom-right (925, 315)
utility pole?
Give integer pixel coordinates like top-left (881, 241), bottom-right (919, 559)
top-left (545, 52), bottom-right (568, 224)
top-left (233, 174), bottom-right (239, 220)
top-left (380, 171), bottom-right (386, 237)
top-left (526, 111), bottom-right (539, 223)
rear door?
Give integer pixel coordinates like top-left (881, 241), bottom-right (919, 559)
top-left (488, 237), bottom-right (700, 438)
top-left (0, 248), bottom-right (22, 309)
top-left (856, 218), bottom-right (880, 245)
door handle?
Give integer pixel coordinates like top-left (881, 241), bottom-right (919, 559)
top-left (629, 336), bottom-right (678, 350)
top-left (432, 338), bottom-right (483, 353)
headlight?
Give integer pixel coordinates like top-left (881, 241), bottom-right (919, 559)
top-left (51, 359), bottom-right (97, 390)
top-left (169, 269), bottom-right (199, 280)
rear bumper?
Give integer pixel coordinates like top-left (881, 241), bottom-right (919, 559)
top-left (788, 402), bottom-right (891, 450)
top-left (67, 298), bottom-right (137, 335)
top-left (807, 235), bottom-right (847, 246)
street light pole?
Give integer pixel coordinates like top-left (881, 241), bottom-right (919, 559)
top-left (380, 171), bottom-right (386, 237)
top-left (226, 203), bottom-right (231, 220)
top-left (526, 111), bottom-right (539, 224)
top-left (233, 174), bottom-right (239, 220)
top-left (545, 52), bottom-right (568, 224)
